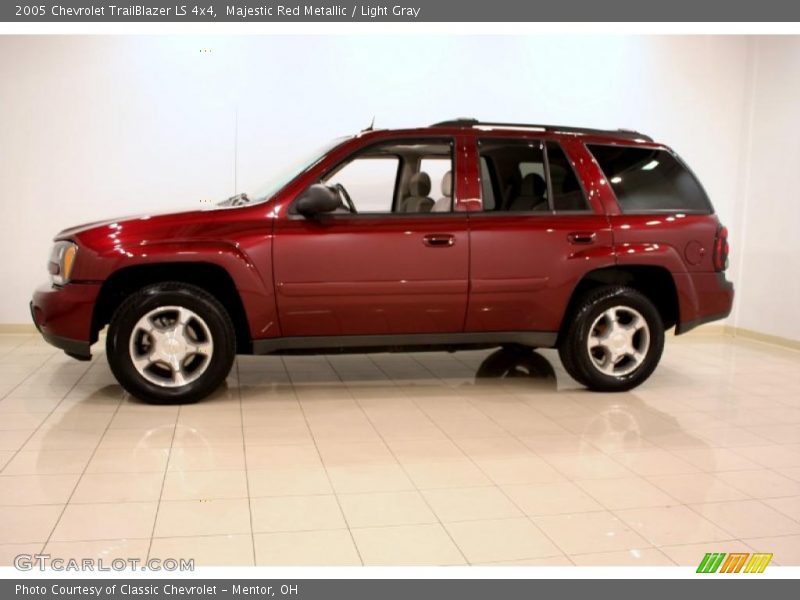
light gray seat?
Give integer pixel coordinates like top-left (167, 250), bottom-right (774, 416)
top-left (432, 170), bottom-right (453, 212)
top-left (401, 172), bottom-right (434, 213)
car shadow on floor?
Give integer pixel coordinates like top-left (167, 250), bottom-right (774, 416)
top-left (474, 347), bottom-right (557, 389)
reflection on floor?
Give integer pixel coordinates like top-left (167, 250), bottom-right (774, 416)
top-left (1, 332), bottom-right (799, 567)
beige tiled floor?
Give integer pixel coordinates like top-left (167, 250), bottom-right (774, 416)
top-left (1, 331), bottom-right (799, 566)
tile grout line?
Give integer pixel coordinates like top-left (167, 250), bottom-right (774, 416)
top-left (584, 397), bottom-right (800, 535)
top-left (418, 354), bottom-right (766, 562)
top-left (330, 354), bottom-right (472, 566)
top-left (432, 354), bottom-right (800, 560)
top-left (403, 352), bottom-right (583, 565)
top-left (0, 335), bottom-right (48, 395)
top-left (144, 399), bottom-right (181, 562)
top-left (363, 354), bottom-right (483, 564)
top-left (281, 355), bottom-right (365, 567)
top-left (412, 356), bottom-right (602, 564)
top-left (371, 352), bottom-right (577, 565)
top-left (608, 502), bottom-right (745, 559)
top-left (0, 350), bottom-right (95, 477)
top-left (0, 348), bottom-right (98, 551)
top-left (236, 359), bottom-right (258, 567)
top-left (37, 356), bottom-right (125, 554)
top-left (3, 335), bottom-right (800, 562)
top-left (29, 523), bottom-right (800, 545)
top-left (716, 445), bottom-right (800, 499)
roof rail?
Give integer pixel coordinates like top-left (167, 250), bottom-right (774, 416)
top-left (430, 119), bottom-right (652, 142)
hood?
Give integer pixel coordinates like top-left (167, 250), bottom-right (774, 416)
top-left (55, 215), bottom-right (141, 239)
top-left (53, 200), bottom-right (272, 258)
top-left (54, 206), bottom-right (218, 240)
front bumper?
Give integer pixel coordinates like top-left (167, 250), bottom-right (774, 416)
top-left (30, 282), bottom-right (101, 360)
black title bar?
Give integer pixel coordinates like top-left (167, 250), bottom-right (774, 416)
top-left (3, 579), bottom-right (795, 600)
top-left (3, 0), bottom-right (800, 22)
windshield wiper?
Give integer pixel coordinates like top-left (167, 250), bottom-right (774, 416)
top-left (218, 192), bottom-right (250, 207)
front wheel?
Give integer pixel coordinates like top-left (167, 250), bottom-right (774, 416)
top-left (106, 282), bottom-right (236, 404)
top-left (558, 286), bottom-right (664, 392)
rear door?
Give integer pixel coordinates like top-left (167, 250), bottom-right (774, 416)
top-left (465, 136), bottom-right (615, 333)
top-left (272, 137), bottom-right (470, 337)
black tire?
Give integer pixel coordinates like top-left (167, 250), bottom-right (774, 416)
top-left (557, 329), bottom-right (591, 388)
top-left (106, 282), bottom-right (236, 404)
top-left (558, 286), bottom-right (664, 392)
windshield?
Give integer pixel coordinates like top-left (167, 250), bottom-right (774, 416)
top-left (220, 137), bottom-right (350, 207)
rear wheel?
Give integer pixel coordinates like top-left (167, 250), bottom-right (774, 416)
top-left (106, 282), bottom-right (236, 404)
top-left (558, 286), bottom-right (664, 392)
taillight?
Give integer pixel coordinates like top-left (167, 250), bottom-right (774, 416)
top-left (713, 226), bottom-right (729, 271)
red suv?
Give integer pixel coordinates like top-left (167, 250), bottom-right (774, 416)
top-left (31, 119), bottom-right (733, 403)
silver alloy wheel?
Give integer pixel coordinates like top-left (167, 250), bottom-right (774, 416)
top-left (128, 305), bottom-right (214, 388)
top-left (587, 305), bottom-right (650, 377)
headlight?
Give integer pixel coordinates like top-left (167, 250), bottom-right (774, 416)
top-left (48, 241), bottom-right (78, 286)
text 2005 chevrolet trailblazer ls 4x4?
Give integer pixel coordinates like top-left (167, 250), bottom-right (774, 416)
top-left (31, 119), bottom-right (733, 403)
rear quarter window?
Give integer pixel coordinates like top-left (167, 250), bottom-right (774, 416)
top-left (588, 144), bottom-right (712, 213)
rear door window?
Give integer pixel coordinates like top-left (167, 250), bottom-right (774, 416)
top-left (478, 140), bottom-right (548, 212)
top-left (546, 142), bottom-right (590, 212)
top-left (588, 145), bottom-right (712, 213)
top-left (477, 139), bottom-right (590, 213)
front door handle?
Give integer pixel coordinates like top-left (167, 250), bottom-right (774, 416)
top-left (423, 233), bottom-right (456, 247)
top-left (567, 231), bottom-right (597, 245)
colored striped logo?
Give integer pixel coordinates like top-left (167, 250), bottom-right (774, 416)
top-left (697, 552), bottom-right (773, 573)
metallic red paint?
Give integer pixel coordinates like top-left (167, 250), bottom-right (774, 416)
top-left (465, 212), bottom-right (616, 332)
top-left (31, 282), bottom-right (100, 345)
top-left (273, 212), bottom-right (470, 336)
top-left (30, 125), bottom-right (734, 357)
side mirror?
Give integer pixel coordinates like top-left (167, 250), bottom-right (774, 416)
top-left (294, 184), bottom-right (340, 218)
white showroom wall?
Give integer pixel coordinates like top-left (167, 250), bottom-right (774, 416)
top-left (730, 36), bottom-right (800, 342)
top-left (0, 34), bottom-right (788, 340)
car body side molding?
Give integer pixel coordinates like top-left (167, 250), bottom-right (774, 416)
top-left (252, 331), bottom-right (558, 355)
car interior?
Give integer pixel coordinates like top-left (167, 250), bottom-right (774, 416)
top-left (317, 139), bottom-right (589, 215)
top-left (479, 139), bottom-right (590, 212)
top-left (320, 141), bottom-right (454, 214)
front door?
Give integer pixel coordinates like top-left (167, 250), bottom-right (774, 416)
top-left (273, 137), bottom-right (470, 338)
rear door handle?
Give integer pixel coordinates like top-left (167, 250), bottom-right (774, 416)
top-left (423, 233), bottom-right (456, 247)
top-left (567, 231), bottom-right (596, 245)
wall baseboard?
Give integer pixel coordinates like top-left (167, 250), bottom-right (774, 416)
top-left (683, 324), bottom-right (729, 336)
top-left (724, 325), bottom-right (800, 352)
top-left (0, 324), bottom-right (38, 334)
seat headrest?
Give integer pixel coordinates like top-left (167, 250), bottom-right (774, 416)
top-left (409, 172), bottom-right (431, 197)
top-left (520, 173), bottom-right (546, 197)
top-left (441, 170), bottom-right (453, 197)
